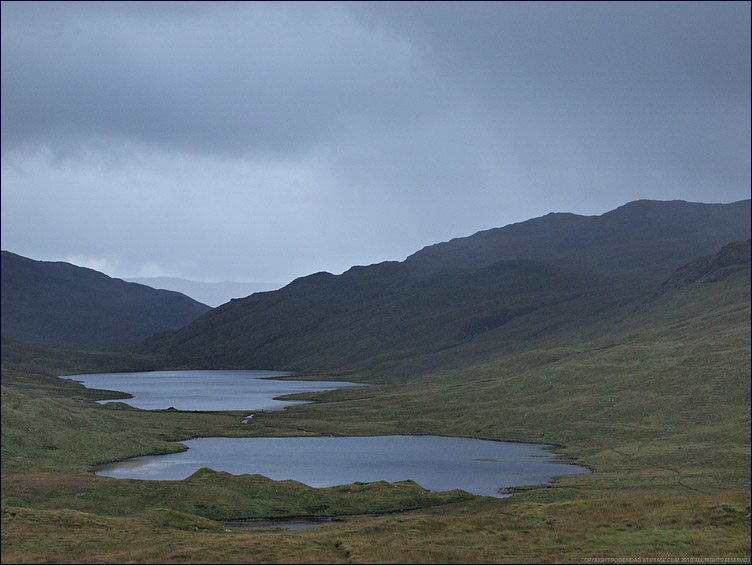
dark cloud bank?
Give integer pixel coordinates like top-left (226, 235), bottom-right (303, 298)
top-left (2, 1), bottom-right (749, 283)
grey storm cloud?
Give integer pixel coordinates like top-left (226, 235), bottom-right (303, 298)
top-left (1, 1), bottom-right (430, 157)
top-left (1, 1), bottom-right (750, 284)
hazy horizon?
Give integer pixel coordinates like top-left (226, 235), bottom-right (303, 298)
top-left (124, 276), bottom-right (282, 307)
top-left (2, 2), bottom-right (749, 283)
top-left (2, 195), bottom-right (750, 287)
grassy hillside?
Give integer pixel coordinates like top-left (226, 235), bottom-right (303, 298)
top-left (141, 258), bottom-right (601, 374)
top-left (406, 199), bottom-right (751, 287)
top-left (1, 251), bottom-right (211, 350)
top-left (2, 240), bottom-right (749, 563)
top-left (140, 200), bottom-right (750, 376)
top-left (258, 245), bottom-right (751, 497)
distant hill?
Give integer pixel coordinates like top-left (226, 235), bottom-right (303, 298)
top-left (139, 199), bottom-right (750, 375)
top-left (124, 277), bottom-right (281, 308)
top-left (1, 252), bottom-right (212, 351)
top-left (405, 199), bottom-right (751, 289)
top-left (140, 257), bottom-right (600, 372)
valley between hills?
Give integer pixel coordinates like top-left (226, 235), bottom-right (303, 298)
top-left (1, 199), bottom-right (750, 564)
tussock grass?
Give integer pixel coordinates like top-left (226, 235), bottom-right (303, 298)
top-left (3, 492), bottom-right (748, 564)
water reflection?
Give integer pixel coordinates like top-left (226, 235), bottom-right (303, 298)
top-left (96, 435), bottom-right (588, 498)
top-left (67, 369), bottom-right (364, 411)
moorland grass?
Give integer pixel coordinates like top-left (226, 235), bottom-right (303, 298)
top-left (1, 269), bottom-right (749, 563)
top-left (2, 493), bottom-right (748, 564)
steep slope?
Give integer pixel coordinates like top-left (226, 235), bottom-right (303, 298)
top-left (141, 200), bottom-right (750, 374)
top-left (255, 239), bottom-right (750, 496)
top-left (142, 258), bottom-right (599, 371)
top-left (651, 239), bottom-right (751, 295)
top-left (406, 199), bottom-right (751, 289)
top-left (1, 252), bottom-right (211, 351)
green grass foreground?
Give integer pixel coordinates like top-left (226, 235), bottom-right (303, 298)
top-left (2, 270), bottom-right (750, 563)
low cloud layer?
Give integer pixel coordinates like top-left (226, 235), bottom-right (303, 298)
top-left (2, 1), bottom-right (749, 283)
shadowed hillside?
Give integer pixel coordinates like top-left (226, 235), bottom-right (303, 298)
top-left (651, 239), bottom-right (751, 296)
top-left (141, 258), bottom-right (599, 373)
top-left (407, 199), bottom-right (751, 288)
top-left (139, 199), bottom-right (750, 375)
top-left (1, 252), bottom-right (211, 351)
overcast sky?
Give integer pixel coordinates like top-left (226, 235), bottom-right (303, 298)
top-left (2, 1), bottom-right (750, 284)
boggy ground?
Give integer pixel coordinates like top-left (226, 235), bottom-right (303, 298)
top-left (1, 270), bottom-right (750, 563)
top-left (3, 493), bottom-right (749, 564)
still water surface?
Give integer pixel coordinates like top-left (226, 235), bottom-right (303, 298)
top-left (68, 369), bottom-right (364, 411)
top-left (96, 435), bottom-right (587, 498)
top-left (71, 370), bottom-right (587, 497)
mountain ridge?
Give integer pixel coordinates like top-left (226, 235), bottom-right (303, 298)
top-left (139, 199), bottom-right (750, 375)
top-left (405, 199), bottom-right (750, 287)
top-left (1, 251), bottom-right (212, 351)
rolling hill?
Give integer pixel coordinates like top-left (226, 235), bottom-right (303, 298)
top-left (1, 252), bottom-right (211, 351)
top-left (139, 199), bottom-right (750, 375)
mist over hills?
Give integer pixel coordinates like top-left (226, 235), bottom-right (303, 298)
top-left (124, 277), bottom-right (282, 308)
top-left (0, 252), bottom-right (211, 351)
top-left (139, 199), bottom-right (751, 375)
